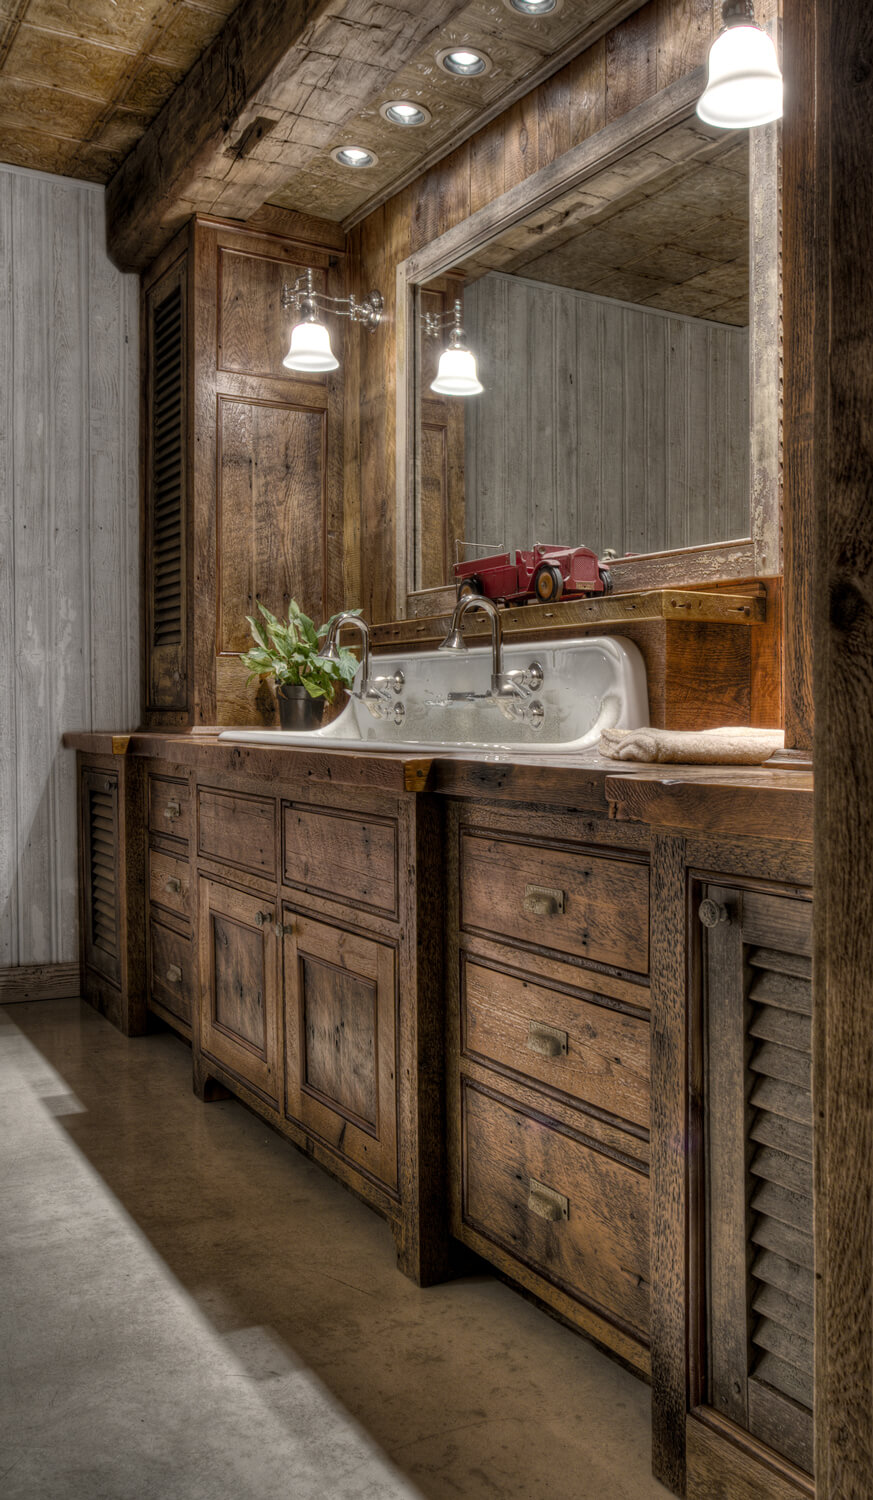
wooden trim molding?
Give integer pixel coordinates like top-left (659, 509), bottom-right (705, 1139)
top-left (0, 963), bottom-right (80, 1004)
top-left (395, 65), bottom-right (782, 619)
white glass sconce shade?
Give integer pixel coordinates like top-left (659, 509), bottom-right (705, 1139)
top-left (283, 318), bottom-right (339, 372)
top-left (697, 21), bottom-right (783, 128)
top-left (431, 345), bottom-right (483, 397)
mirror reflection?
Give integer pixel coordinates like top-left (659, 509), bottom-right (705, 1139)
top-left (414, 121), bottom-right (750, 594)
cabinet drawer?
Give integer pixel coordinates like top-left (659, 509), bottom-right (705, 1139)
top-left (462, 959), bottom-right (650, 1130)
top-left (149, 848), bottom-right (191, 921)
top-left (150, 921), bottom-right (192, 1027)
top-left (461, 1081), bottom-right (650, 1336)
top-left (282, 803), bottom-right (397, 916)
top-left (198, 788), bottom-right (275, 876)
top-left (460, 833), bottom-right (649, 974)
top-left (148, 774), bottom-right (190, 842)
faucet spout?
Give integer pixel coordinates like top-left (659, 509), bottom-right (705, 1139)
top-left (323, 610), bottom-right (371, 685)
top-left (439, 594), bottom-right (519, 696)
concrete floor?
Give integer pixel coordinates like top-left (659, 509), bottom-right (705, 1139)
top-left (0, 999), bottom-right (671, 1500)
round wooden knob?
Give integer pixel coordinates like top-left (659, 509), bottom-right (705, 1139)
top-left (699, 898), bottom-right (730, 929)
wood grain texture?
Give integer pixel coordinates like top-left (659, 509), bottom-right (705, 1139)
top-left (649, 831), bottom-right (689, 1494)
top-left (198, 871), bottom-right (281, 1106)
top-left (686, 1415), bottom-right (814, 1500)
top-left (197, 786), bottom-right (276, 876)
top-left (0, 168), bottom-right (138, 969)
top-left (281, 802), bottom-right (397, 916)
top-left (0, 961), bottom-right (80, 1002)
top-left (813, 2), bottom-right (873, 1494)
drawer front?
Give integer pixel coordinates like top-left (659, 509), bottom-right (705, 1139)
top-left (149, 848), bottom-right (191, 921)
top-left (198, 787), bottom-right (276, 876)
top-left (282, 803), bottom-right (397, 916)
top-left (148, 774), bottom-right (190, 842)
top-left (462, 959), bottom-right (650, 1130)
top-left (150, 921), bottom-right (192, 1026)
top-left (460, 833), bottom-right (649, 974)
top-left (461, 1081), bottom-right (650, 1336)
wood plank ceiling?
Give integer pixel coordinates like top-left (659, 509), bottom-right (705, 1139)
top-left (0, 0), bottom-right (241, 181)
top-left (0, 0), bottom-right (646, 268)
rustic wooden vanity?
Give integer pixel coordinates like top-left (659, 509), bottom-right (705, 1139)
top-left (67, 725), bottom-right (813, 1500)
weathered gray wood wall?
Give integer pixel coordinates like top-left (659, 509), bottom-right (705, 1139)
top-left (463, 271), bottom-right (749, 559)
top-left (0, 165), bottom-right (139, 970)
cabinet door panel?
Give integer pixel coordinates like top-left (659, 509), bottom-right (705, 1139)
top-left (198, 877), bottom-right (280, 1106)
top-left (284, 913), bottom-right (397, 1192)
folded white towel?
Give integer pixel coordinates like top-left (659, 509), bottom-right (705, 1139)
top-left (599, 725), bottom-right (785, 765)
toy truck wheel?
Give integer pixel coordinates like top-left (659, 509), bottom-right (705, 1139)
top-left (599, 567), bottom-right (613, 595)
top-left (457, 576), bottom-right (483, 600)
top-left (534, 564), bottom-right (563, 603)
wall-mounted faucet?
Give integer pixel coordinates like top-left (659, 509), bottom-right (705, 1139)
top-left (438, 595), bottom-right (536, 704)
top-left (321, 612), bottom-right (393, 718)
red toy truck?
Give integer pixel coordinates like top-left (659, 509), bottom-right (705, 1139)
top-left (453, 543), bottom-right (611, 605)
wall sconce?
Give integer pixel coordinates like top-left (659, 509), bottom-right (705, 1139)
top-left (697, 0), bottom-right (783, 129)
top-left (424, 299), bottom-right (483, 396)
top-left (281, 268), bottom-right (383, 373)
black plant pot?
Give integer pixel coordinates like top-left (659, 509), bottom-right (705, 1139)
top-left (276, 684), bottom-right (326, 732)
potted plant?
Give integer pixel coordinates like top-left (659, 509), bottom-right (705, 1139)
top-left (239, 601), bottom-right (360, 730)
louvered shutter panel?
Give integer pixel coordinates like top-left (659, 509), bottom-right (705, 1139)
top-left (146, 261), bottom-right (187, 710)
top-left (82, 768), bottom-right (121, 986)
top-left (703, 886), bottom-right (814, 1475)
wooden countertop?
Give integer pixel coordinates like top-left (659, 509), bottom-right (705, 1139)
top-left (63, 728), bottom-right (813, 843)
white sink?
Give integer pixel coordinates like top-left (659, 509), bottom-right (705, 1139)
top-left (219, 635), bottom-right (648, 756)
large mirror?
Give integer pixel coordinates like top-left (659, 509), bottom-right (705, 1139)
top-left (398, 86), bottom-right (779, 616)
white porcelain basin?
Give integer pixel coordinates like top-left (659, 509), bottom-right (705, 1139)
top-left (223, 633), bottom-right (651, 756)
top-left (219, 635), bottom-right (648, 756)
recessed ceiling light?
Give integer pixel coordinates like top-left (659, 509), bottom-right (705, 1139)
top-left (436, 47), bottom-right (493, 77)
top-left (330, 146), bottom-right (378, 168)
top-left (380, 100), bottom-right (432, 127)
top-left (505, 0), bottom-right (561, 13)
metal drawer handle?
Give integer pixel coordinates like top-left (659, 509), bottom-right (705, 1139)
top-left (527, 1020), bottom-right (568, 1058)
top-left (524, 884), bottom-right (565, 918)
top-left (699, 898), bottom-right (730, 929)
top-left (527, 1177), bottom-right (569, 1222)
top-left (254, 910), bottom-right (273, 928)
top-left (165, 964), bottom-right (182, 984)
top-left (275, 922), bottom-right (294, 938)
top-left (164, 877), bottom-right (182, 894)
top-left (163, 799), bottom-right (182, 822)
top-left (619, 1265), bottom-right (649, 1290)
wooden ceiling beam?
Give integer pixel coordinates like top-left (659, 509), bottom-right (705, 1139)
top-left (105, 0), bottom-right (471, 272)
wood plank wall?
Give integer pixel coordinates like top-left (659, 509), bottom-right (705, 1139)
top-left (0, 165), bottom-right (138, 970)
top-left (346, 0), bottom-right (726, 624)
top-left (462, 271), bottom-right (748, 568)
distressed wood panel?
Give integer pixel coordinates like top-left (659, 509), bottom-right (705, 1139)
top-left (0, 164), bottom-right (138, 969)
top-left (462, 272), bottom-right (748, 568)
top-left (216, 397), bottom-right (326, 654)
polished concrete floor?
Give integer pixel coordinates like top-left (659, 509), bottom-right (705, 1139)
top-left (0, 999), bottom-right (671, 1500)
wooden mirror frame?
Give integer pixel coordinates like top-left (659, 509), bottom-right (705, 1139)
top-left (395, 67), bottom-right (780, 621)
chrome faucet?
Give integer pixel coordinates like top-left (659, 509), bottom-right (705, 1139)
top-left (321, 612), bottom-right (392, 718)
top-left (438, 595), bottom-right (528, 702)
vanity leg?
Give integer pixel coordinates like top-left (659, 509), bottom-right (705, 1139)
top-left (192, 1054), bottom-right (231, 1102)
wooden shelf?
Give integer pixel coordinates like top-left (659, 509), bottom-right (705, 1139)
top-left (368, 588), bottom-right (767, 651)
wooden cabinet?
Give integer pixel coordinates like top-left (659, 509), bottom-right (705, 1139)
top-left (450, 802), bottom-right (653, 1372)
top-left (698, 883), bottom-right (814, 1478)
top-left (197, 875), bottom-right (281, 1107)
top-left (283, 912), bottom-right (398, 1192)
top-left (141, 221), bottom-right (347, 729)
top-left (77, 753), bottom-right (147, 1036)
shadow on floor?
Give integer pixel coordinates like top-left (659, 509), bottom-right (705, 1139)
top-left (0, 998), bottom-right (670, 1500)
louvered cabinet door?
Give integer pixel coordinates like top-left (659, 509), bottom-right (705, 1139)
top-left (702, 884), bottom-right (813, 1475)
top-left (81, 768), bottom-right (122, 986)
top-left (145, 259), bottom-right (188, 712)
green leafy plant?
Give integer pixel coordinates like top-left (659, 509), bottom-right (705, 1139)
top-left (239, 601), bottom-right (361, 703)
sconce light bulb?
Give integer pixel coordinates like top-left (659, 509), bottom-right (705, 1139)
top-left (697, 11), bottom-right (782, 128)
top-left (283, 317), bottom-right (339, 373)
